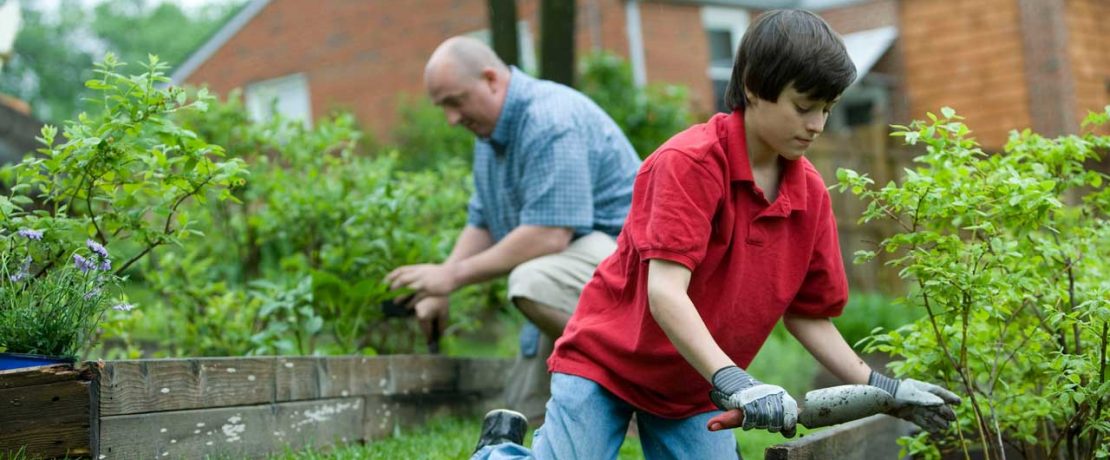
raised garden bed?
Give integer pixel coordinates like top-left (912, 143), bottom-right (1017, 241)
top-left (1, 355), bottom-right (509, 459)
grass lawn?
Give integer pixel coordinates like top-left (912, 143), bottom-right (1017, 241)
top-left (274, 415), bottom-right (814, 460)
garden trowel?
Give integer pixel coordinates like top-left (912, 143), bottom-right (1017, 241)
top-left (706, 385), bottom-right (895, 432)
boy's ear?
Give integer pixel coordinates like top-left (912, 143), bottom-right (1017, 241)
top-left (744, 88), bottom-right (757, 106)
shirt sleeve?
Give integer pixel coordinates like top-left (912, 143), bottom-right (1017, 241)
top-left (787, 191), bottom-right (849, 317)
top-left (628, 149), bottom-right (724, 270)
top-left (466, 191), bottom-right (487, 229)
top-left (517, 127), bottom-right (594, 231)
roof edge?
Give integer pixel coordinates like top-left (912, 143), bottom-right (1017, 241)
top-left (170, 0), bottom-right (271, 85)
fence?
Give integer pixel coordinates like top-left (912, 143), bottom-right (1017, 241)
top-left (808, 123), bottom-right (916, 295)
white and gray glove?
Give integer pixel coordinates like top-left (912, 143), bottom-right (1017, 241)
top-left (869, 370), bottom-right (961, 434)
top-left (709, 366), bottom-right (799, 438)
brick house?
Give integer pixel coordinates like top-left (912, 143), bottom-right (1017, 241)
top-left (172, 0), bottom-right (1108, 149)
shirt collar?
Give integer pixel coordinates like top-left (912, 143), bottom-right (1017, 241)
top-left (489, 66), bottom-right (529, 148)
top-left (719, 110), bottom-right (808, 212)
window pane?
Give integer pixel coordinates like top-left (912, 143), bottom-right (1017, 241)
top-left (706, 29), bottom-right (733, 64)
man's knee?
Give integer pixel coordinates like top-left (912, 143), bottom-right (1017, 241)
top-left (507, 258), bottom-right (559, 306)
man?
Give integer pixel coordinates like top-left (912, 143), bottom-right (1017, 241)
top-left (386, 37), bottom-right (641, 424)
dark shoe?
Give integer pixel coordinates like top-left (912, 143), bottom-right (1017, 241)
top-left (473, 409), bottom-right (528, 453)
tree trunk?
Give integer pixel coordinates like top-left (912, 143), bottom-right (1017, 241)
top-left (487, 0), bottom-right (519, 67)
top-left (540, 0), bottom-right (576, 87)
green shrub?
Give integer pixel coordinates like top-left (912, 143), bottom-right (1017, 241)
top-left (833, 291), bottom-right (922, 349)
top-left (390, 94), bottom-right (474, 170)
top-left (0, 54), bottom-right (244, 358)
top-left (106, 93), bottom-right (500, 357)
top-left (837, 107), bottom-right (1110, 459)
top-left (578, 52), bottom-right (693, 158)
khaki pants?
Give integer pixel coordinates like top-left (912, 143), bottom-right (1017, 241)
top-left (502, 231), bottom-right (617, 422)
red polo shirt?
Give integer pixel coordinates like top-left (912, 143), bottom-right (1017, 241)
top-left (548, 111), bottom-right (848, 418)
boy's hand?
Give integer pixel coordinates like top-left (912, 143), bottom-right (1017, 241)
top-left (709, 366), bottom-right (798, 437)
top-left (869, 371), bottom-right (961, 434)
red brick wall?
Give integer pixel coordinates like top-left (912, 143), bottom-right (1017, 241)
top-left (1065, 0), bottom-right (1110, 132)
top-left (900, 0), bottom-right (1031, 149)
top-left (820, 0), bottom-right (898, 35)
top-left (186, 0), bottom-right (486, 141)
top-left (639, 2), bottom-right (715, 115)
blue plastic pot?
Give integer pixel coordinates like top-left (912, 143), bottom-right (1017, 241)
top-left (0, 352), bottom-right (74, 371)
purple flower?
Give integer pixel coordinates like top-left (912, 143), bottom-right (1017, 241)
top-left (100, 259), bottom-right (112, 271)
top-left (86, 239), bottom-right (109, 259)
top-left (8, 257), bottom-right (31, 282)
top-left (73, 254), bottom-right (96, 273)
top-left (112, 303), bottom-right (135, 312)
top-left (18, 229), bottom-right (43, 240)
top-left (84, 288), bottom-right (102, 300)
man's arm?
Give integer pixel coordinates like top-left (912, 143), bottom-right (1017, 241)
top-left (782, 314), bottom-right (871, 384)
top-left (444, 225), bottom-right (495, 264)
top-left (450, 224), bottom-right (573, 287)
top-left (386, 224), bottom-right (572, 296)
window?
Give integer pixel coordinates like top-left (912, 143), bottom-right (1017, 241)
top-left (701, 7), bottom-right (749, 113)
top-left (245, 73), bottom-right (312, 128)
top-left (825, 79), bottom-right (889, 132)
top-left (467, 21), bottom-right (537, 75)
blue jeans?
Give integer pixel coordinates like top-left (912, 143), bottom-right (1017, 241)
top-left (473, 373), bottom-right (739, 460)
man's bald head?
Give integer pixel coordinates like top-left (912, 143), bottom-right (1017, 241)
top-left (423, 37), bottom-right (513, 138)
top-left (426, 36), bottom-right (510, 82)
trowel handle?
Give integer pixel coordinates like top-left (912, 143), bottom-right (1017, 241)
top-left (706, 409), bottom-right (743, 431)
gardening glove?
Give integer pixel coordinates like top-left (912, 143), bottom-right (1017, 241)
top-left (869, 370), bottom-right (961, 434)
top-left (709, 366), bottom-right (798, 438)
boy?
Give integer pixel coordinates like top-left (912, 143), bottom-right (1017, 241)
top-left (472, 9), bottom-right (960, 459)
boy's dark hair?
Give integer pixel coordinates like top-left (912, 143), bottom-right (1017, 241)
top-left (724, 9), bottom-right (856, 111)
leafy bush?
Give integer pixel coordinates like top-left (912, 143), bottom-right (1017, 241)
top-left (578, 52), bottom-right (693, 158)
top-left (833, 292), bottom-right (922, 349)
top-left (110, 93), bottom-right (501, 357)
top-left (390, 95), bottom-right (474, 170)
top-left (837, 107), bottom-right (1110, 459)
top-left (0, 54), bottom-right (244, 358)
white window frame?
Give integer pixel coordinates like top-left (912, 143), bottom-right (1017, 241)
top-left (700, 7), bottom-right (749, 83)
top-left (244, 73), bottom-right (313, 128)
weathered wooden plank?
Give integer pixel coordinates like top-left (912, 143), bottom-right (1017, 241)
top-left (764, 415), bottom-right (915, 460)
top-left (273, 357), bottom-right (324, 402)
top-left (99, 356), bottom-right (496, 416)
top-left (98, 358), bottom-right (277, 416)
top-left (314, 356), bottom-right (391, 399)
top-left (99, 397), bottom-right (364, 460)
top-left (386, 355), bottom-right (460, 396)
top-left (361, 392), bottom-right (501, 442)
top-left (458, 358), bottom-right (511, 394)
top-left (0, 362), bottom-right (90, 389)
top-left (0, 380), bottom-right (91, 458)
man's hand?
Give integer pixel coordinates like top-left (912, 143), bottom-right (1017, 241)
top-left (709, 366), bottom-right (799, 437)
top-left (385, 263), bottom-right (460, 297)
top-left (413, 296), bottom-right (449, 339)
top-left (869, 371), bottom-right (961, 434)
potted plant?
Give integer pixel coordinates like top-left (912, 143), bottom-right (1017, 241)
top-left (0, 229), bottom-right (132, 370)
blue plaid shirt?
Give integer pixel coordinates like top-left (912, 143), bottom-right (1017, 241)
top-left (467, 68), bottom-right (641, 242)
